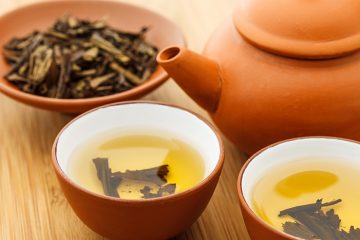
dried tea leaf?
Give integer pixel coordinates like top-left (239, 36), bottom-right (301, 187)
top-left (67, 15), bottom-right (79, 28)
top-left (76, 69), bottom-right (97, 77)
top-left (3, 15), bottom-right (158, 98)
top-left (55, 50), bottom-right (71, 98)
top-left (90, 33), bottom-right (130, 63)
top-left (28, 45), bottom-right (54, 83)
top-left (110, 62), bottom-right (143, 85)
top-left (6, 73), bottom-right (27, 82)
top-left (6, 33), bottom-right (43, 77)
top-left (83, 47), bottom-right (99, 61)
top-left (88, 72), bottom-right (116, 89)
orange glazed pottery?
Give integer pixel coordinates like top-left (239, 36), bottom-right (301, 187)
top-left (157, 0), bottom-right (360, 154)
top-left (52, 101), bottom-right (224, 240)
top-left (238, 137), bottom-right (360, 240)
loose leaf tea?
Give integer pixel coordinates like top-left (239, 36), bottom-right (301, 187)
top-left (3, 15), bottom-right (158, 98)
top-left (280, 199), bottom-right (360, 240)
top-left (93, 157), bottom-right (176, 199)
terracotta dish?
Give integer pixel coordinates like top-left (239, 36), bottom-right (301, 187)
top-left (238, 137), bottom-right (360, 240)
top-left (157, 0), bottom-right (360, 154)
top-left (0, 0), bottom-right (185, 113)
top-left (52, 101), bottom-right (224, 240)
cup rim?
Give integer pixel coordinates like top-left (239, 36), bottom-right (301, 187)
top-left (52, 100), bottom-right (225, 205)
top-left (237, 136), bottom-right (360, 240)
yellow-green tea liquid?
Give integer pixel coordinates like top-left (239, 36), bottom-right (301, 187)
top-left (252, 158), bottom-right (360, 230)
top-left (68, 130), bottom-right (205, 199)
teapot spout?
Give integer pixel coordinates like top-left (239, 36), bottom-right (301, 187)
top-left (157, 46), bottom-right (222, 112)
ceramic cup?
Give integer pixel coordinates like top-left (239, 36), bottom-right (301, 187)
top-left (52, 101), bottom-right (224, 240)
top-left (237, 137), bottom-right (360, 240)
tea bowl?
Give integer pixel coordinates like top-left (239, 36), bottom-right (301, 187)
top-left (237, 137), bottom-right (360, 240)
top-left (52, 101), bottom-right (224, 240)
top-left (0, 0), bottom-right (185, 113)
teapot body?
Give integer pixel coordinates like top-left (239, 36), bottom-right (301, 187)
top-left (205, 18), bottom-right (360, 154)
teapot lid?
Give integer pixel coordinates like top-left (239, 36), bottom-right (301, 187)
top-left (234, 0), bottom-right (360, 59)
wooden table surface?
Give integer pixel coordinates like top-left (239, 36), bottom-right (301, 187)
top-left (0, 0), bottom-right (250, 239)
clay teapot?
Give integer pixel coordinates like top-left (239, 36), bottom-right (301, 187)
top-left (157, 0), bottom-right (360, 154)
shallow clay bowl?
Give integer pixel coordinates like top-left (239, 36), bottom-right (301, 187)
top-left (52, 101), bottom-right (224, 239)
top-left (237, 137), bottom-right (360, 240)
top-left (0, 0), bottom-right (185, 113)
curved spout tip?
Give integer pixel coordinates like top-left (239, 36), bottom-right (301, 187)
top-left (157, 46), bottom-right (182, 63)
top-left (157, 46), bottom-right (222, 112)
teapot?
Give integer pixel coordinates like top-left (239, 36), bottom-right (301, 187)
top-left (157, 0), bottom-right (360, 154)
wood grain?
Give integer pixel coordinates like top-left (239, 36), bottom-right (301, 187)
top-left (0, 0), bottom-right (251, 239)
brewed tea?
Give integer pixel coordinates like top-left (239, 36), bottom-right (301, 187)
top-left (252, 157), bottom-right (360, 239)
top-left (67, 129), bottom-right (204, 200)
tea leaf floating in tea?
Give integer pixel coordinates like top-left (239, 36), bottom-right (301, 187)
top-left (93, 158), bottom-right (120, 197)
top-left (92, 157), bottom-right (176, 199)
top-left (140, 184), bottom-right (176, 199)
top-left (3, 15), bottom-right (158, 98)
top-left (115, 166), bottom-right (169, 186)
top-left (279, 199), bottom-right (360, 240)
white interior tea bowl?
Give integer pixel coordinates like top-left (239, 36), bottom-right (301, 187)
top-left (237, 137), bottom-right (360, 240)
top-left (52, 101), bottom-right (224, 240)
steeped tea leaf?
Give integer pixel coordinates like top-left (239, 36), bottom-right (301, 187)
top-left (140, 184), bottom-right (176, 199)
top-left (92, 157), bottom-right (176, 199)
top-left (280, 199), bottom-right (360, 240)
top-left (93, 157), bottom-right (120, 198)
